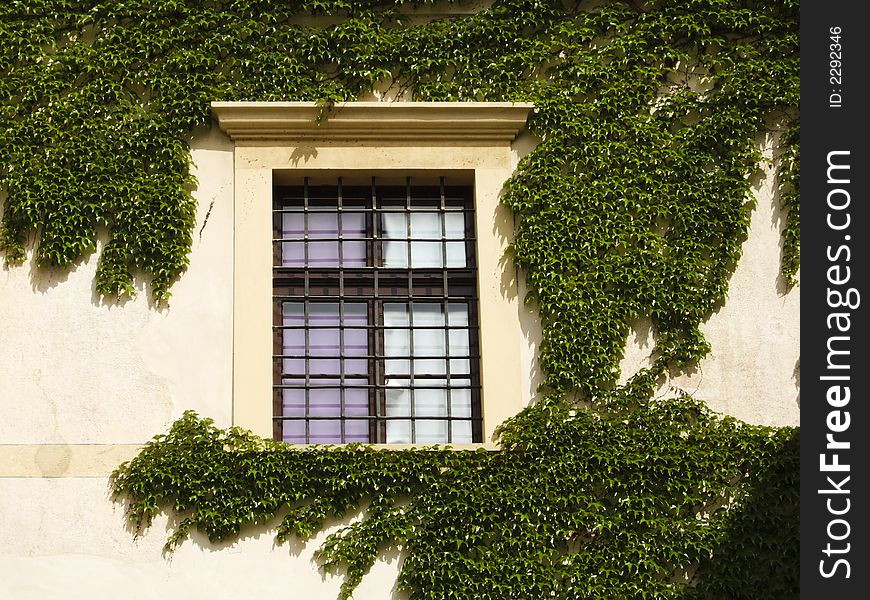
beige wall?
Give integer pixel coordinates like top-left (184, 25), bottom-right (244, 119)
top-left (0, 126), bottom-right (235, 445)
top-left (0, 478), bottom-right (406, 600)
top-left (0, 122), bottom-right (798, 598)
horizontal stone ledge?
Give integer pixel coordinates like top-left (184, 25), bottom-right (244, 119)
top-left (211, 101), bottom-right (534, 143)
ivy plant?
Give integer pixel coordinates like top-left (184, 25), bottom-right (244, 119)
top-left (2, 1), bottom-right (799, 598)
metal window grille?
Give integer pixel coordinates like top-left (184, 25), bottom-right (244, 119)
top-left (272, 177), bottom-right (482, 444)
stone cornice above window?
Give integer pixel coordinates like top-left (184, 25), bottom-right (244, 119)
top-left (210, 101), bottom-right (534, 142)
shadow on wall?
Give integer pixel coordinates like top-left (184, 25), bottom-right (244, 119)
top-left (764, 129), bottom-right (799, 297)
top-left (495, 197), bottom-right (544, 405)
top-left (684, 429), bottom-right (800, 599)
top-left (793, 358), bottom-right (800, 409)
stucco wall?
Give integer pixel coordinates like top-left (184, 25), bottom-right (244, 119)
top-left (0, 478), bottom-right (405, 600)
top-left (0, 124), bottom-right (798, 599)
top-left (0, 125), bottom-right (235, 444)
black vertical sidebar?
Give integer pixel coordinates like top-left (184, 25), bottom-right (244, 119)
top-left (801, 2), bottom-right (869, 597)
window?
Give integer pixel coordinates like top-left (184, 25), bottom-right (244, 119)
top-left (273, 178), bottom-right (481, 443)
top-left (213, 101), bottom-right (534, 446)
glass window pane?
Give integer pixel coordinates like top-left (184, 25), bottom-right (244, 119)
top-left (411, 241), bottom-right (442, 267)
top-left (450, 387), bottom-right (473, 443)
top-left (444, 213), bottom-right (465, 238)
top-left (309, 420), bottom-right (342, 444)
top-left (382, 212), bottom-right (408, 268)
top-left (282, 303), bottom-right (305, 373)
top-left (341, 212), bottom-right (366, 267)
top-left (384, 303), bottom-right (410, 376)
top-left (450, 387), bottom-right (472, 417)
top-left (342, 241), bottom-right (366, 266)
top-left (308, 241), bottom-right (339, 266)
top-left (410, 214), bottom-right (442, 267)
top-left (412, 303), bottom-right (444, 327)
top-left (451, 420), bottom-right (473, 444)
top-left (344, 382), bottom-right (370, 443)
top-left (282, 213), bottom-right (305, 236)
top-left (445, 241), bottom-right (465, 267)
top-left (282, 241), bottom-right (305, 266)
top-left (307, 213), bottom-right (339, 267)
top-left (342, 212), bottom-right (366, 237)
top-left (412, 304), bottom-right (445, 374)
top-left (415, 382), bottom-right (447, 443)
top-left (447, 303), bottom-right (469, 326)
top-left (281, 378), bottom-right (306, 444)
top-left (382, 212), bottom-right (407, 238)
top-left (410, 212), bottom-right (440, 238)
top-left (308, 212), bottom-right (338, 237)
top-left (448, 328), bottom-right (470, 374)
top-left (416, 385), bottom-right (447, 417)
top-left (386, 382), bottom-right (411, 444)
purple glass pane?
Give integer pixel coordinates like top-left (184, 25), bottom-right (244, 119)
top-left (342, 212), bottom-right (366, 267)
top-left (281, 379), bottom-right (306, 444)
top-left (282, 211), bottom-right (367, 268)
top-left (344, 381), bottom-right (370, 442)
top-left (281, 302), bottom-right (370, 444)
top-left (281, 214), bottom-right (305, 267)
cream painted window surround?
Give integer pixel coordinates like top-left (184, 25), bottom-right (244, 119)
top-left (211, 101), bottom-right (534, 445)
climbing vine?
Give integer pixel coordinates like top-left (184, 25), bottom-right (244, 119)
top-left (3, 1), bottom-right (799, 598)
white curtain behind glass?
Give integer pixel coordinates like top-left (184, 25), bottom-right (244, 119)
top-left (382, 211), bottom-right (466, 268)
top-left (384, 302), bottom-right (472, 443)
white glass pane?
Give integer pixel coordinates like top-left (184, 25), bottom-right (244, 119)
top-left (414, 379), bottom-right (447, 444)
top-left (384, 303), bottom-right (410, 326)
top-left (445, 241), bottom-right (465, 267)
top-left (386, 383), bottom-right (411, 444)
top-left (415, 358), bottom-right (446, 375)
top-left (416, 386), bottom-right (447, 417)
top-left (451, 421), bottom-right (473, 443)
top-left (444, 213), bottom-right (465, 238)
top-left (384, 303), bottom-right (410, 375)
top-left (410, 212), bottom-right (440, 238)
top-left (415, 420), bottom-right (448, 444)
top-left (447, 303), bottom-right (469, 326)
top-left (382, 212), bottom-right (407, 238)
top-left (450, 387), bottom-right (472, 417)
top-left (413, 304), bottom-right (446, 374)
top-left (450, 388), bottom-right (472, 443)
top-left (412, 303), bottom-right (444, 327)
top-left (382, 212), bottom-right (408, 268)
top-left (409, 212), bottom-right (442, 267)
top-left (383, 241), bottom-right (408, 268)
top-left (411, 241), bottom-right (442, 267)
top-left (386, 385), bottom-right (411, 416)
top-left (448, 328), bottom-right (470, 374)
top-left (414, 328), bottom-right (445, 356)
